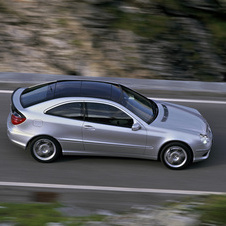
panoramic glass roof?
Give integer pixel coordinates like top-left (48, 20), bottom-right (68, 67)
top-left (21, 80), bottom-right (122, 108)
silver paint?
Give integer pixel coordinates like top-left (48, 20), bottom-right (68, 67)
top-left (7, 86), bottom-right (213, 169)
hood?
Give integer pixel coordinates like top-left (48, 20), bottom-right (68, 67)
top-left (156, 101), bottom-right (207, 134)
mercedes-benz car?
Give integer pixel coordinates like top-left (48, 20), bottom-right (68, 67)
top-left (7, 80), bottom-right (212, 169)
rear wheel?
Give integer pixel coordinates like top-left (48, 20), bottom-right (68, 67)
top-left (160, 142), bottom-right (192, 170)
top-left (29, 136), bottom-right (61, 163)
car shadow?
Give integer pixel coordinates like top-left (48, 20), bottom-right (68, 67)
top-left (57, 155), bottom-right (162, 168)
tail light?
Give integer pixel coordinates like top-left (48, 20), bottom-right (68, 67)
top-left (11, 111), bottom-right (26, 125)
top-left (10, 89), bottom-right (26, 125)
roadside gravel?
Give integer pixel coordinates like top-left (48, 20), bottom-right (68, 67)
top-left (88, 204), bottom-right (200, 226)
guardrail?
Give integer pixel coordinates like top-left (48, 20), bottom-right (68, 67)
top-left (1, 72), bottom-right (226, 98)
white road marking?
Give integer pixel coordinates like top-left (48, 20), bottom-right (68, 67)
top-left (0, 181), bottom-right (225, 195)
top-left (0, 90), bottom-right (13, 94)
top-left (1, 89), bottom-right (226, 104)
top-left (0, 89), bottom-right (224, 196)
top-left (0, 89), bottom-right (224, 195)
top-left (150, 97), bottom-right (226, 105)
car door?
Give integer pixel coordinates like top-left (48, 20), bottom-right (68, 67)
top-left (45, 102), bottom-right (84, 153)
top-left (83, 102), bottom-right (147, 156)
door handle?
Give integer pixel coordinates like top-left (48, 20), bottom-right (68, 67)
top-left (84, 125), bottom-right (95, 131)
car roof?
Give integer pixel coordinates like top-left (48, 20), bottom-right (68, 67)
top-left (20, 80), bottom-right (123, 108)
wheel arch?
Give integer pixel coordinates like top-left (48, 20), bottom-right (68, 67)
top-left (158, 140), bottom-right (193, 161)
top-left (26, 134), bottom-right (62, 151)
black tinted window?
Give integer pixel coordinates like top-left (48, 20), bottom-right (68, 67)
top-left (21, 83), bottom-right (55, 108)
top-left (46, 102), bottom-right (83, 120)
top-left (81, 82), bottom-right (111, 99)
top-left (86, 103), bottom-right (133, 128)
top-left (55, 81), bottom-right (81, 98)
top-left (121, 86), bottom-right (156, 124)
top-left (111, 85), bottom-right (122, 102)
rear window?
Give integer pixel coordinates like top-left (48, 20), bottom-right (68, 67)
top-left (21, 83), bottom-right (55, 108)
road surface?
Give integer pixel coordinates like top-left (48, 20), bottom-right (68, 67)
top-left (0, 85), bottom-right (226, 211)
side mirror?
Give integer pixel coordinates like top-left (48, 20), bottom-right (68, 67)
top-left (132, 122), bottom-right (141, 131)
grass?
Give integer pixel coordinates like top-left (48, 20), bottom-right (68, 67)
top-left (195, 195), bottom-right (226, 225)
top-left (0, 203), bottom-right (64, 225)
top-left (115, 12), bottom-right (169, 40)
top-left (71, 39), bottom-right (84, 47)
top-left (104, 4), bottom-right (169, 40)
top-left (0, 203), bottom-right (105, 226)
top-left (0, 0), bottom-right (14, 14)
top-left (156, 0), bottom-right (185, 11)
top-left (1, 195), bottom-right (226, 225)
top-left (166, 195), bottom-right (226, 225)
top-left (207, 17), bottom-right (226, 55)
top-left (57, 18), bottom-right (69, 27)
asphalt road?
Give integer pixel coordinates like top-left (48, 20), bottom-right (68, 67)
top-left (1, 88), bottom-right (226, 212)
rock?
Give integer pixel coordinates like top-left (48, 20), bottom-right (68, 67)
top-left (0, 0), bottom-right (225, 81)
top-left (100, 206), bottom-right (200, 225)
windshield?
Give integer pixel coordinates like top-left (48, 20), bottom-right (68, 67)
top-left (121, 86), bottom-right (158, 124)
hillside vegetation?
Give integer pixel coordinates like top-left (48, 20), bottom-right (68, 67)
top-left (0, 0), bottom-right (226, 81)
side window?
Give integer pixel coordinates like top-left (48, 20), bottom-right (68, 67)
top-left (85, 103), bottom-right (133, 128)
top-left (46, 102), bottom-right (83, 120)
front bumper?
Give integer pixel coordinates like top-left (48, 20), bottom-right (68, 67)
top-left (193, 130), bottom-right (213, 162)
top-left (193, 148), bottom-right (211, 162)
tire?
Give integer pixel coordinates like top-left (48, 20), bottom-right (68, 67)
top-left (160, 142), bottom-right (192, 170)
top-left (29, 136), bottom-right (61, 163)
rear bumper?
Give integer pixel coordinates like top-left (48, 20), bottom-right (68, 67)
top-left (7, 129), bottom-right (26, 148)
top-left (7, 115), bottom-right (29, 149)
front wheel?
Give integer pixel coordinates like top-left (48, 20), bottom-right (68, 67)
top-left (160, 142), bottom-right (192, 170)
top-left (29, 136), bottom-right (61, 163)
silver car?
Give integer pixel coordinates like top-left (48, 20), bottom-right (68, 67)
top-left (7, 80), bottom-right (212, 169)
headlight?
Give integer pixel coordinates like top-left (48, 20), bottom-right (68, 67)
top-left (200, 134), bottom-right (210, 145)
